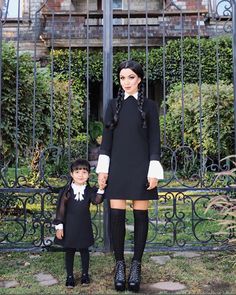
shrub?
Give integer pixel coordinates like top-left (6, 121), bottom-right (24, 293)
top-left (162, 82), bottom-right (234, 162)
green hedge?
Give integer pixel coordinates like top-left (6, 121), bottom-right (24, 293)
top-left (52, 36), bottom-right (233, 86)
top-left (1, 35), bottom-right (233, 162)
top-left (162, 82), bottom-right (234, 160)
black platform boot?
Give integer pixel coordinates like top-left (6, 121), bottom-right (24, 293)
top-left (128, 260), bottom-right (141, 292)
top-left (114, 260), bottom-right (126, 291)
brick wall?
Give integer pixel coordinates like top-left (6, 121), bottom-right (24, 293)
top-left (166, 0), bottom-right (208, 10)
top-left (1, 0), bottom-right (229, 58)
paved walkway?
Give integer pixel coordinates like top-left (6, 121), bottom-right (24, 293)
top-left (1, 251), bottom-right (206, 292)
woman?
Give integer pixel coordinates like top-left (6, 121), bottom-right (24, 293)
top-left (96, 60), bottom-right (163, 292)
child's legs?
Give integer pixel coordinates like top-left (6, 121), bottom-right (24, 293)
top-left (65, 248), bottom-right (76, 276)
top-left (79, 248), bottom-right (90, 274)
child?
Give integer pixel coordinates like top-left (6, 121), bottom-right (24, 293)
top-left (53, 158), bottom-right (105, 288)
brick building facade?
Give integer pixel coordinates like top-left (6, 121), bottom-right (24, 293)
top-left (0, 0), bottom-right (229, 59)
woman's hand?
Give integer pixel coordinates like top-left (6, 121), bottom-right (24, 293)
top-left (147, 177), bottom-right (158, 190)
top-left (98, 173), bottom-right (108, 189)
top-left (56, 229), bottom-right (64, 239)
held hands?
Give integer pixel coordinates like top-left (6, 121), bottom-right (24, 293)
top-left (147, 177), bottom-right (158, 190)
top-left (56, 229), bottom-right (64, 240)
top-left (98, 173), bottom-right (108, 190)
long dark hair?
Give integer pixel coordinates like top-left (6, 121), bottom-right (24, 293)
top-left (107, 60), bottom-right (147, 129)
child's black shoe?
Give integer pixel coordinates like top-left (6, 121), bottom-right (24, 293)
top-left (80, 273), bottom-right (90, 285)
top-left (65, 275), bottom-right (75, 288)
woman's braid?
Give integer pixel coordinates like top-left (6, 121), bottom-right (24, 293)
top-left (106, 87), bottom-right (124, 130)
top-left (137, 83), bottom-right (147, 128)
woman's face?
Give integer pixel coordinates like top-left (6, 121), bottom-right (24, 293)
top-left (119, 68), bottom-right (141, 95)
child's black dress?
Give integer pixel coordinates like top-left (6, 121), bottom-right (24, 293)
top-left (53, 184), bottom-right (103, 249)
top-left (100, 96), bottom-right (161, 200)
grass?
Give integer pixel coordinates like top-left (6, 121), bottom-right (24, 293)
top-left (0, 250), bottom-right (236, 294)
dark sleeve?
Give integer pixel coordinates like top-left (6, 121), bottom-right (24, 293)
top-left (147, 100), bottom-right (161, 161)
top-left (53, 188), bottom-right (69, 225)
top-left (90, 186), bottom-right (104, 205)
top-left (99, 100), bottom-right (114, 157)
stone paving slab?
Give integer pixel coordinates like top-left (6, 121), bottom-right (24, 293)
top-left (146, 281), bottom-right (187, 292)
top-left (173, 251), bottom-right (201, 258)
top-left (0, 280), bottom-right (20, 288)
top-left (150, 255), bottom-right (171, 265)
top-left (34, 272), bottom-right (58, 286)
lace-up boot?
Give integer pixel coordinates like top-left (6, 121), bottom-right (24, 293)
top-left (128, 260), bottom-right (141, 292)
top-left (65, 275), bottom-right (75, 288)
top-left (114, 260), bottom-right (126, 291)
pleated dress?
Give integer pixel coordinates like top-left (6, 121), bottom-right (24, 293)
top-left (99, 96), bottom-right (161, 200)
top-left (53, 185), bottom-right (103, 249)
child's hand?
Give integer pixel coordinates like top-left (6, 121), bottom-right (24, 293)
top-left (56, 229), bottom-right (64, 239)
top-left (99, 182), bottom-right (107, 190)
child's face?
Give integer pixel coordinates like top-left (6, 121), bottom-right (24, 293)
top-left (119, 68), bottom-right (141, 95)
top-left (71, 168), bottom-right (89, 186)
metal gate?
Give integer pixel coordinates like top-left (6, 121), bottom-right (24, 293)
top-left (0, 0), bottom-right (236, 252)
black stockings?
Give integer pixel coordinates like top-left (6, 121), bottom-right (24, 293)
top-left (110, 208), bottom-right (149, 262)
top-left (65, 248), bottom-right (89, 276)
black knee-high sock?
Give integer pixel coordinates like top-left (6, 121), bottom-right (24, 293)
top-left (65, 248), bottom-right (76, 276)
top-left (133, 209), bottom-right (149, 262)
top-left (79, 248), bottom-right (90, 274)
top-left (110, 208), bottom-right (126, 261)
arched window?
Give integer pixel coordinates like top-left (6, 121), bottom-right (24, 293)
top-left (1, 0), bottom-right (23, 18)
top-left (210, 0), bottom-right (232, 16)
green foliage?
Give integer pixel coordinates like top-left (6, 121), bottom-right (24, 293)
top-left (1, 36), bottom-right (234, 170)
top-left (89, 120), bottom-right (103, 145)
top-left (51, 36), bottom-right (233, 88)
top-left (163, 82), bottom-right (234, 160)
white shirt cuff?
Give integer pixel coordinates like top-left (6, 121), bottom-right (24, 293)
top-left (147, 160), bottom-right (164, 180)
top-left (55, 223), bottom-right (63, 230)
top-left (97, 188), bottom-right (105, 194)
top-left (96, 154), bottom-right (110, 173)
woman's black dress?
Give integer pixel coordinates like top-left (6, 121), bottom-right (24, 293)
top-left (99, 96), bottom-right (161, 200)
top-left (53, 185), bottom-right (103, 249)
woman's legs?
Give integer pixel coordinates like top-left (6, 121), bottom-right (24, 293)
top-left (128, 200), bottom-right (149, 292)
top-left (110, 200), bottom-right (126, 291)
top-left (110, 200), bottom-right (126, 261)
top-left (132, 200), bottom-right (149, 262)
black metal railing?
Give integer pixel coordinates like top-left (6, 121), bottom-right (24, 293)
top-left (0, 0), bottom-right (236, 252)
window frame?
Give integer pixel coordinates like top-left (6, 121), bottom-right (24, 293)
top-left (1, 0), bottom-right (24, 19)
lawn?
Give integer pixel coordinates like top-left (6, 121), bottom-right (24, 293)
top-left (0, 250), bottom-right (236, 294)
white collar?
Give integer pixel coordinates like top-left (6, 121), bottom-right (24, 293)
top-left (71, 182), bottom-right (86, 201)
top-left (124, 92), bottom-right (138, 100)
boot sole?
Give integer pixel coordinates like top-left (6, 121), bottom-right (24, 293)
top-left (128, 283), bottom-right (140, 292)
top-left (115, 283), bottom-right (126, 292)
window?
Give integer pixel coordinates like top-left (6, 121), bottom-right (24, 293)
top-left (101, 0), bottom-right (122, 10)
top-left (211, 0), bottom-right (232, 16)
top-left (1, 0), bottom-right (23, 18)
top-left (113, 0), bottom-right (122, 10)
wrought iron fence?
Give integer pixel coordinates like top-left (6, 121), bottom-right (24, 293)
top-left (0, 0), bottom-right (236, 252)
